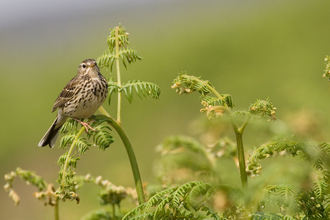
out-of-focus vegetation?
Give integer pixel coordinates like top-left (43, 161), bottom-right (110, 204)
top-left (2, 0), bottom-right (330, 219)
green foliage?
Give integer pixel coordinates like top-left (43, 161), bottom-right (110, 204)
top-left (97, 24), bottom-right (142, 71)
top-left (7, 25), bottom-right (330, 220)
top-left (249, 98), bottom-right (277, 121)
top-left (171, 73), bottom-right (276, 124)
top-left (107, 79), bottom-right (161, 104)
top-left (121, 80), bottom-right (161, 103)
top-left (59, 132), bottom-right (90, 154)
top-left (172, 72), bottom-right (234, 110)
top-left (252, 212), bottom-right (283, 220)
top-left (4, 168), bottom-right (48, 206)
top-left (97, 24), bottom-right (161, 110)
top-left (123, 181), bottom-right (220, 220)
top-left (246, 140), bottom-right (310, 176)
top-left (323, 55), bottom-right (330, 79)
top-left (88, 118), bottom-right (114, 151)
top-left (245, 139), bottom-right (330, 218)
top-left (55, 116), bottom-right (114, 203)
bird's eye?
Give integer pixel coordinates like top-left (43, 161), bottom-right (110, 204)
top-left (82, 64), bottom-right (86, 68)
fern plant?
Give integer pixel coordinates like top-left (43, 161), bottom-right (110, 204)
top-left (4, 24), bottom-right (160, 220)
top-left (123, 181), bottom-right (221, 220)
top-left (171, 72), bottom-right (277, 188)
top-left (246, 140), bottom-right (330, 218)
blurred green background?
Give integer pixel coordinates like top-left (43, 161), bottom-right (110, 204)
top-left (2, 0), bottom-right (330, 219)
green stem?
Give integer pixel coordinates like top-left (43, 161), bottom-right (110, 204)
top-left (54, 197), bottom-right (59, 220)
top-left (115, 26), bottom-right (122, 124)
top-left (98, 106), bottom-right (145, 204)
top-left (239, 115), bottom-right (251, 134)
top-left (112, 203), bottom-right (116, 219)
top-left (232, 121), bottom-right (248, 188)
top-left (61, 126), bottom-right (85, 187)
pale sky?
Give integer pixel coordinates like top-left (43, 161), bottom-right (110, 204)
top-left (0, 0), bottom-right (138, 30)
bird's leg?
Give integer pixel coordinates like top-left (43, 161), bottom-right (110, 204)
top-left (72, 118), bottom-right (96, 133)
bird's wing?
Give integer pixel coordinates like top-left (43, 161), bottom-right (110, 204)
top-left (52, 76), bottom-right (80, 112)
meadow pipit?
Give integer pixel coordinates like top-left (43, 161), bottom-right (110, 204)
top-left (38, 59), bottom-right (108, 148)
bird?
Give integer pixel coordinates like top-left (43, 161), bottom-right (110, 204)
top-left (38, 59), bottom-right (108, 148)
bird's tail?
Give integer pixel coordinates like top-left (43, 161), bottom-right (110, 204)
top-left (38, 116), bottom-right (66, 148)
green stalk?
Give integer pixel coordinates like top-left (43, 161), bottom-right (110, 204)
top-left (231, 121), bottom-right (248, 189)
top-left (201, 76), bottom-right (248, 187)
top-left (61, 126), bottom-right (85, 188)
top-left (98, 106), bottom-right (145, 204)
top-left (115, 26), bottom-right (122, 124)
top-left (112, 203), bottom-right (116, 219)
top-left (54, 197), bottom-right (59, 220)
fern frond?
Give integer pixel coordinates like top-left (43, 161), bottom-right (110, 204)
top-left (60, 118), bottom-right (77, 133)
top-left (171, 73), bottom-right (235, 113)
top-left (318, 142), bottom-right (330, 156)
top-left (144, 187), bottom-right (176, 211)
top-left (123, 181), bottom-right (219, 220)
top-left (172, 73), bottom-right (213, 95)
top-left (187, 182), bottom-right (216, 209)
top-left (97, 50), bottom-right (117, 71)
top-left (313, 180), bottom-right (328, 200)
top-left (122, 203), bottom-right (147, 220)
top-left (252, 212), bottom-right (283, 220)
top-left (91, 125), bottom-right (114, 151)
top-left (200, 94), bottom-right (233, 109)
top-left (59, 133), bottom-right (76, 149)
top-left (123, 212), bottom-right (154, 220)
top-left (106, 24), bottom-right (129, 49)
top-left (323, 55), bottom-right (330, 79)
top-left (247, 141), bottom-right (310, 176)
top-left (118, 48), bottom-right (142, 69)
top-left (97, 25), bottom-right (141, 71)
top-left (263, 184), bottom-right (298, 213)
top-left (249, 98), bottom-right (277, 121)
top-left (60, 132), bottom-right (90, 154)
top-left (107, 78), bottom-right (120, 105)
top-left (57, 152), bottom-right (80, 169)
top-left (282, 216), bottom-right (297, 220)
top-left (323, 194), bottom-right (330, 213)
top-left (75, 137), bottom-right (90, 154)
top-left (120, 80), bottom-right (161, 103)
top-left (98, 48), bottom-right (142, 71)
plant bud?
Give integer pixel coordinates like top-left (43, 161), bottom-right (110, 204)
top-left (4, 183), bottom-right (10, 190)
top-left (95, 176), bottom-right (102, 184)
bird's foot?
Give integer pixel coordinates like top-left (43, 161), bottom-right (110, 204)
top-left (73, 118), bottom-right (96, 133)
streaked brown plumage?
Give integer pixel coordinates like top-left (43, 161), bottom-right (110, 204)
top-left (38, 59), bottom-right (108, 148)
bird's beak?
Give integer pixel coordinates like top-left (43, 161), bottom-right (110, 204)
top-left (89, 61), bottom-right (96, 68)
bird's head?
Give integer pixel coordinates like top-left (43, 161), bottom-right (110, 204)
top-left (77, 59), bottom-right (100, 78)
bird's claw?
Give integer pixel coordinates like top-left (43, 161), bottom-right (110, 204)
top-left (73, 118), bottom-right (97, 133)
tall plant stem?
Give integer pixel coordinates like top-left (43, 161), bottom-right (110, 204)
top-left (54, 197), bottom-right (59, 220)
top-left (115, 26), bottom-right (122, 124)
top-left (112, 203), bottom-right (116, 219)
top-left (61, 126), bottom-right (85, 188)
top-left (231, 117), bottom-right (250, 189)
top-left (98, 106), bottom-right (145, 204)
top-left (203, 77), bottom-right (249, 187)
